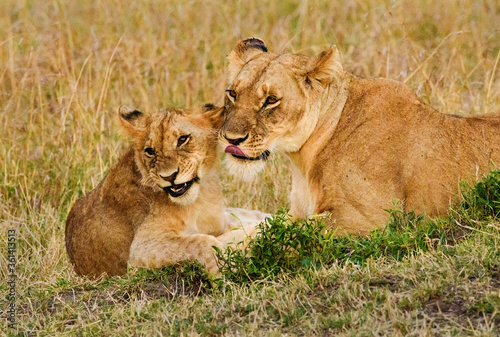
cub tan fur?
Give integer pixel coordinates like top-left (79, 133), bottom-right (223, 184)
top-left (65, 105), bottom-right (267, 277)
top-left (221, 37), bottom-right (500, 235)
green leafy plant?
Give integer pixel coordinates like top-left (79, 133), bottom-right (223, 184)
top-left (215, 208), bottom-right (447, 284)
top-left (215, 211), bottom-right (335, 283)
top-left (457, 169), bottom-right (500, 224)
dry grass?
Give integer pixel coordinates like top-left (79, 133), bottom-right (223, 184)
top-left (1, 0), bottom-right (499, 335)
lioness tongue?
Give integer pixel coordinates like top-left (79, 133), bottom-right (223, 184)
top-left (225, 145), bottom-right (248, 158)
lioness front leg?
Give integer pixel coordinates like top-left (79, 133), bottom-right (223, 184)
top-left (216, 224), bottom-right (259, 249)
top-left (128, 225), bottom-right (224, 276)
top-left (220, 207), bottom-right (269, 247)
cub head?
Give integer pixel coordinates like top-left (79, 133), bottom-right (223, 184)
top-left (119, 105), bottom-right (224, 205)
top-left (220, 37), bottom-right (343, 179)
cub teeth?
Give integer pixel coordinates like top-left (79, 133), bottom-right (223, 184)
top-left (163, 179), bottom-right (195, 198)
top-left (171, 183), bottom-right (185, 192)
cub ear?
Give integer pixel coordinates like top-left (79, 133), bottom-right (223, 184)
top-left (201, 104), bottom-right (225, 129)
top-left (303, 46), bottom-right (343, 94)
top-left (228, 37), bottom-right (268, 82)
top-left (118, 106), bottom-right (147, 137)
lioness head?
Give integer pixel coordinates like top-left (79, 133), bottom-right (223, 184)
top-left (220, 38), bottom-right (343, 179)
top-left (119, 105), bottom-right (223, 205)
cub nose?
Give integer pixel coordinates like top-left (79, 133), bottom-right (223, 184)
top-left (224, 132), bottom-right (249, 146)
top-left (159, 171), bottom-right (178, 184)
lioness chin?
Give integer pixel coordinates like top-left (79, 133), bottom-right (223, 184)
top-left (65, 105), bottom-right (268, 277)
top-left (220, 37), bottom-right (500, 235)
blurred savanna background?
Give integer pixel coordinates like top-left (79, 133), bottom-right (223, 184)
top-left (1, 0), bottom-right (499, 335)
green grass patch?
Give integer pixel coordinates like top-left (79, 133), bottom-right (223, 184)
top-left (457, 169), bottom-right (500, 223)
top-left (216, 170), bottom-right (500, 284)
top-left (50, 261), bottom-right (214, 300)
top-left (215, 209), bottom-right (453, 284)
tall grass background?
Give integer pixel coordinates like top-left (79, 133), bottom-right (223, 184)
top-left (1, 0), bottom-right (499, 335)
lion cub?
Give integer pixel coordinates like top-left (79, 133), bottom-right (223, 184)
top-left (65, 105), bottom-right (267, 277)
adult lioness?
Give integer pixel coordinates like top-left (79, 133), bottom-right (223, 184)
top-left (220, 37), bottom-right (500, 235)
top-left (65, 105), bottom-right (267, 277)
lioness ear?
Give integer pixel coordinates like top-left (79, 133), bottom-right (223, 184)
top-left (303, 46), bottom-right (343, 93)
top-left (201, 104), bottom-right (225, 129)
top-left (228, 37), bottom-right (268, 82)
top-left (118, 106), bottom-right (147, 138)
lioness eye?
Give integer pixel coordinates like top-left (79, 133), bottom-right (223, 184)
top-left (144, 148), bottom-right (156, 156)
top-left (264, 96), bottom-right (279, 106)
top-left (226, 90), bottom-right (237, 101)
top-left (177, 135), bottom-right (190, 147)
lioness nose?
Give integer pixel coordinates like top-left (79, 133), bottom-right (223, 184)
top-left (225, 132), bottom-right (249, 146)
top-left (159, 171), bottom-right (178, 184)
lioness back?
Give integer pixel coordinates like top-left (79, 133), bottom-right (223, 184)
top-left (219, 38), bottom-right (500, 235)
top-left (312, 76), bottom-right (500, 227)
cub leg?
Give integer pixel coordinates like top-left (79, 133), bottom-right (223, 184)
top-left (128, 223), bottom-right (224, 275)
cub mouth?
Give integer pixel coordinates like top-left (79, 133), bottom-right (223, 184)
top-left (163, 179), bottom-right (196, 198)
top-left (225, 145), bottom-right (270, 161)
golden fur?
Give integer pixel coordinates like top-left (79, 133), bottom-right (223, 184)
top-left (65, 105), bottom-right (267, 277)
top-left (220, 37), bottom-right (500, 235)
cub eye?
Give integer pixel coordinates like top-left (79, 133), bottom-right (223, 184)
top-left (264, 95), bottom-right (280, 106)
top-left (226, 90), bottom-right (237, 101)
top-left (177, 135), bottom-right (190, 147)
top-left (144, 148), bottom-right (156, 157)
